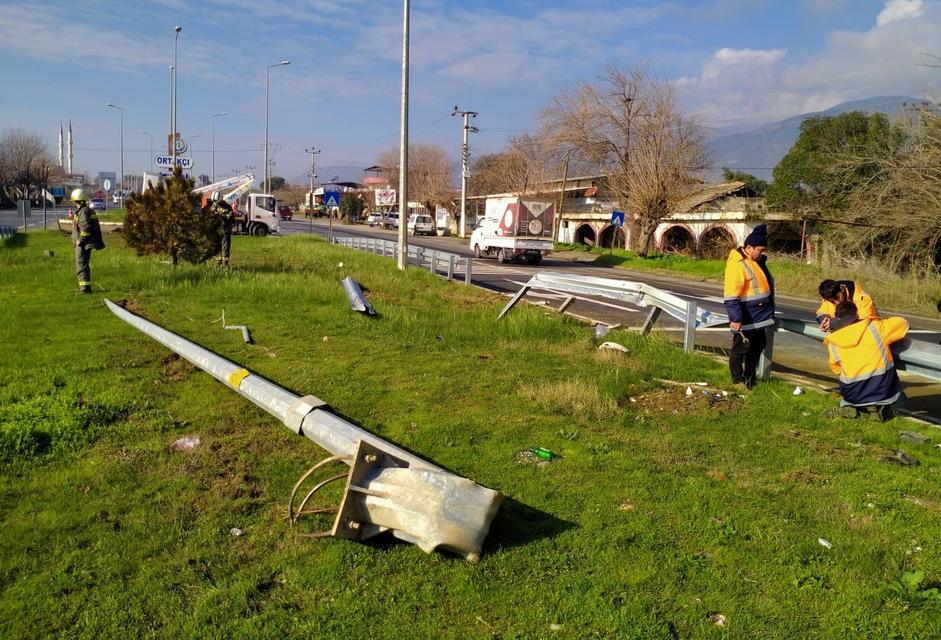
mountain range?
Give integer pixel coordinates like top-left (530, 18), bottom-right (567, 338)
top-left (705, 95), bottom-right (927, 181)
top-left (290, 96), bottom-right (929, 187)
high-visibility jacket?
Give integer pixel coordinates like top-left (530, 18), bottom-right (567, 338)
top-left (71, 205), bottom-right (105, 250)
top-left (824, 317), bottom-right (908, 406)
top-left (723, 248), bottom-right (775, 330)
top-left (815, 280), bottom-right (878, 323)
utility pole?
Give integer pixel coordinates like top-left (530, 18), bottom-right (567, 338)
top-left (452, 106), bottom-right (478, 238)
top-left (265, 60), bottom-right (291, 192)
top-left (554, 151), bottom-right (570, 245)
top-left (305, 147), bottom-right (320, 234)
top-left (396, 0), bottom-right (410, 270)
top-left (212, 111), bottom-right (227, 182)
top-left (172, 26), bottom-right (182, 166)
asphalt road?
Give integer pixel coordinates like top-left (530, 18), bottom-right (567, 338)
top-left (0, 206), bottom-right (64, 231)
top-left (281, 219), bottom-right (941, 421)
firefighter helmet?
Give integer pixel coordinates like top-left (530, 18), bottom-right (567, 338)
top-left (71, 188), bottom-right (88, 202)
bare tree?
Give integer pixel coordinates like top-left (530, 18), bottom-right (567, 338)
top-left (540, 65), bottom-right (707, 254)
top-left (0, 129), bottom-right (63, 202)
top-left (378, 143), bottom-right (453, 210)
top-left (468, 133), bottom-right (567, 197)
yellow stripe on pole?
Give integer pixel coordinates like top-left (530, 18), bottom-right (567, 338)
top-left (227, 368), bottom-right (250, 388)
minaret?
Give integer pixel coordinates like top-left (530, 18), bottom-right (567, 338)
top-left (67, 120), bottom-right (73, 174)
top-left (58, 122), bottom-right (63, 168)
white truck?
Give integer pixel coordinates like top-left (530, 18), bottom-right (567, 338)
top-left (469, 196), bottom-right (555, 264)
top-left (194, 175), bottom-right (279, 237)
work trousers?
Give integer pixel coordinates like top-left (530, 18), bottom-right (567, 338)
top-left (729, 327), bottom-right (768, 386)
top-left (75, 243), bottom-right (92, 290)
top-left (219, 228), bottom-right (232, 263)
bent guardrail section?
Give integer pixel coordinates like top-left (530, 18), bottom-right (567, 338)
top-left (104, 299), bottom-right (502, 561)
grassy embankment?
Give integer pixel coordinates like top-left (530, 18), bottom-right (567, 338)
top-left (2, 230), bottom-right (940, 639)
top-left (556, 243), bottom-right (941, 318)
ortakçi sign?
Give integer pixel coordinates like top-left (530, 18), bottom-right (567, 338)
top-left (154, 155), bottom-right (193, 169)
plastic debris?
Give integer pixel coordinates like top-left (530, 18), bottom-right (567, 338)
top-left (230, 527), bottom-right (244, 537)
top-left (881, 450), bottom-right (919, 466)
top-left (598, 341), bottom-right (630, 353)
top-left (594, 324), bottom-right (610, 338)
top-left (708, 612), bottom-right (727, 627)
top-left (817, 538), bottom-right (832, 549)
top-left (793, 386), bottom-right (804, 396)
top-left (549, 624), bottom-right (563, 632)
top-left (721, 390), bottom-right (729, 397)
top-left (169, 436), bottom-right (200, 451)
top-left (686, 386), bottom-right (693, 396)
top-left (899, 431), bottom-right (930, 445)
top-left (338, 262), bottom-right (344, 268)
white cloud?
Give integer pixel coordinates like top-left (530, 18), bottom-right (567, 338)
top-left (714, 48), bottom-right (787, 64)
top-left (876, 0), bottom-right (924, 26)
top-left (676, 5), bottom-right (940, 125)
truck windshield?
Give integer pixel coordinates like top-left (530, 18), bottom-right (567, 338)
top-left (258, 196), bottom-right (275, 212)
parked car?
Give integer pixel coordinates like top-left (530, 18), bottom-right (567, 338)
top-left (367, 212), bottom-right (382, 227)
top-left (90, 198), bottom-right (106, 211)
top-left (277, 204), bottom-right (293, 221)
top-left (382, 212), bottom-right (400, 230)
top-left (407, 214), bottom-right (435, 236)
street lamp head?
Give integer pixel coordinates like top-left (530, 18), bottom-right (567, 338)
top-left (175, 25), bottom-right (182, 33)
top-left (280, 60), bottom-right (291, 65)
top-left (214, 111), bottom-right (228, 117)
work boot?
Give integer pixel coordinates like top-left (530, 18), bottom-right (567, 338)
top-left (838, 406), bottom-right (859, 419)
top-left (79, 286), bottom-right (92, 294)
top-left (877, 404), bottom-right (897, 422)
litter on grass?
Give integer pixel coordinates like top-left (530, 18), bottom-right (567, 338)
top-left (597, 341), bottom-right (630, 353)
top-left (793, 386), bottom-right (804, 396)
top-left (818, 537), bottom-right (833, 549)
top-left (169, 436), bottom-right (200, 451)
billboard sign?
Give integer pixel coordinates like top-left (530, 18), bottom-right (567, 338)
top-left (375, 189), bottom-right (396, 206)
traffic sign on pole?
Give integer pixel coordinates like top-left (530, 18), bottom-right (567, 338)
top-left (610, 210), bottom-right (625, 227)
top-left (323, 190), bottom-right (341, 208)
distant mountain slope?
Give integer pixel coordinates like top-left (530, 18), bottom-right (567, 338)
top-left (707, 96), bottom-right (925, 181)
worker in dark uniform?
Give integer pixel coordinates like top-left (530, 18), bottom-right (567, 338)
top-left (209, 191), bottom-right (235, 266)
top-left (70, 188), bottom-right (105, 293)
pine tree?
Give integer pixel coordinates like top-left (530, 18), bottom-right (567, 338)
top-left (125, 167), bottom-right (222, 265)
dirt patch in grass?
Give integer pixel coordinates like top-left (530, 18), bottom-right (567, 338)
top-left (628, 386), bottom-right (741, 416)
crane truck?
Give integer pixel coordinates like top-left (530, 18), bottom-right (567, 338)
top-left (194, 174), bottom-right (279, 237)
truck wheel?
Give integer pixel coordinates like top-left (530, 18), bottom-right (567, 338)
top-left (497, 248), bottom-right (507, 264)
top-left (529, 254), bottom-right (542, 265)
top-left (252, 225), bottom-right (268, 237)
top-left (474, 244), bottom-right (482, 259)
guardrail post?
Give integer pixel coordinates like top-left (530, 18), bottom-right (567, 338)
top-left (683, 301), bottom-right (697, 353)
top-left (430, 251), bottom-right (438, 274)
top-left (641, 307), bottom-right (662, 335)
top-left (758, 325), bottom-right (775, 379)
top-left (558, 296), bottom-right (575, 314)
top-left (447, 255), bottom-right (455, 281)
top-left (464, 258), bottom-right (473, 285)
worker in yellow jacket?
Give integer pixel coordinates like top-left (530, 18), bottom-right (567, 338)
top-left (824, 300), bottom-right (908, 420)
top-left (723, 224), bottom-right (774, 388)
top-left (816, 279), bottom-right (879, 331)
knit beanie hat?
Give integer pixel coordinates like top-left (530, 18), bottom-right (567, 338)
top-left (744, 224), bottom-right (768, 248)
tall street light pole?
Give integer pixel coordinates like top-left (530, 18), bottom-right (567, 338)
top-left (172, 25), bottom-right (182, 165)
top-left (212, 111), bottom-right (227, 182)
top-left (141, 130), bottom-right (153, 172)
top-left (452, 106), bottom-right (478, 238)
top-left (106, 103), bottom-right (124, 193)
top-left (168, 65), bottom-right (174, 156)
top-left (264, 60), bottom-right (290, 192)
top-left (396, 0), bottom-right (410, 270)
top-left (305, 147), bottom-right (320, 233)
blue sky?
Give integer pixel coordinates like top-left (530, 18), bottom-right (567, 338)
top-left (0, 0), bottom-right (937, 183)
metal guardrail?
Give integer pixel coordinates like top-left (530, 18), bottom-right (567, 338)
top-left (333, 235), bottom-right (473, 285)
top-left (104, 299), bottom-right (502, 561)
top-left (777, 316), bottom-right (941, 383)
top-left (0, 225), bottom-right (17, 240)
top-left (498, 272), bottom-right (728, 352)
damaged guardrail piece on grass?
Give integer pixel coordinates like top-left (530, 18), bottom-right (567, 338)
top-left (498, 272), bottom-right (728, 352)
top-left (341, 276), bottom-right (376, 315)
top-left (104, 299), bottom-right (502, 561)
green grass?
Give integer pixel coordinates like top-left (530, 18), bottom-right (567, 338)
top-left (556, 244), bottom-right (941, 317)
top-left (2, 230), bottom-right (941, 639)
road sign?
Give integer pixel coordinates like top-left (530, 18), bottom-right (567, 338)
top-left (155, 155), bottom-right (193, 169)
top-left (610, 210), bottom-right (625, 227)
top-left (103, 179), bottom-right (112, 192)
top-left (323, 190), bottom-right (341, 207)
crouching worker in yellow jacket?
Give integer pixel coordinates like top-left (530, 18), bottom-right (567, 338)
top-left (816, 279), bottom-right (879, 331)
top-left (824, 300), bottom-right (909, 421)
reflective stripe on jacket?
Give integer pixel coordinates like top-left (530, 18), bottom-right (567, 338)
top-left (815, 281), bottom-right (879, 323)
top-left (723, 247), bottom-right (775, 330)
top-left (824, 317), bottom-right (908, 406)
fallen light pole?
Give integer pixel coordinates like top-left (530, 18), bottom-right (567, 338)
top-left (104, 299), bottom-right (502, 561)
